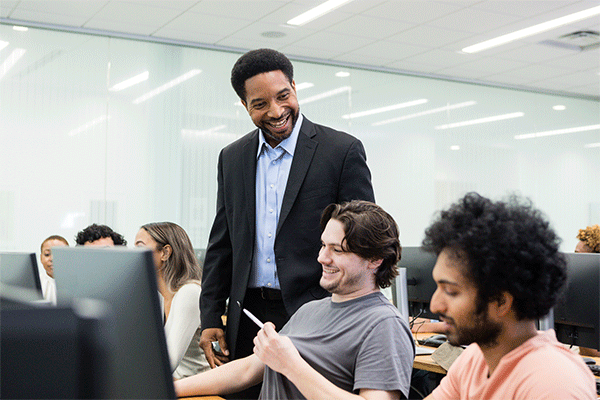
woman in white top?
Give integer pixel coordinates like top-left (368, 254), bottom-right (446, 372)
top-left (39, 235), bottom-right (68, 305)
top-left (134, 222), bottom-right (210, 379)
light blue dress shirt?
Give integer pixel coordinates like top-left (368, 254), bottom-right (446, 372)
top-left (249, 114), bottom-right (303, 289)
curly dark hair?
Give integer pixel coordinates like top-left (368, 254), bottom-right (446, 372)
top-left (231, 48), bottom-right (294, 101)
top-left (320, 200), bottom-right (401, 289)
top-left (576, 224), bottom-right (600, 253)
top-left (75, 223), bottom-right (127, 246)
top-left (422, 192), bottom-right (566, 320)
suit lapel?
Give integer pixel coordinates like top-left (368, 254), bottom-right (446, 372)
top-left (277, 118), bottom-right (317, 235)
top-left (243, 130), bottom-right (259, 234)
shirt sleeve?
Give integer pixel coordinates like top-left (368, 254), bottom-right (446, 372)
top-left (164, 283), bottom-right (201, 371)
top-left (354, 316), bottom-right (414, 398)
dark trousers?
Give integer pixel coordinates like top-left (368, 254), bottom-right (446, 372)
top-left (226, 288), bottom-right (289, 400)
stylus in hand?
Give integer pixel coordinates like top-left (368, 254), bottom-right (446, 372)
top-left (236, 301), bottom-right (264, 329)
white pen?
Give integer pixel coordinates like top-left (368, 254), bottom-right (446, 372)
top-left (237, 301), bottom-right (264, 329)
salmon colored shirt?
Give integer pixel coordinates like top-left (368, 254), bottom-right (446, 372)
top-left (431, 330), bottom-right (596, 400)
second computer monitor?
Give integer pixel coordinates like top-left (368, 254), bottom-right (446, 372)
top-left (53, 247), bottom-right (175, 399)
top-left (0, 252), bottom-right (43, 298)
top-left (398, 246), bottom-right (439, 320)
top-left (554, 252), bottom-right (600, 351)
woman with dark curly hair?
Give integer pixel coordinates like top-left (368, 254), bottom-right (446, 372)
top-left (134, 222), bottom-right (209, 379)
top-left (421, 192), bottom-right (595, 400)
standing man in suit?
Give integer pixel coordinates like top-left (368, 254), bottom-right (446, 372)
top-left (199, 48), bottom-right (375, 397)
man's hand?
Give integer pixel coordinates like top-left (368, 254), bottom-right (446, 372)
top-left (199, 328), bottom-right (229, 368)
top-left (253, 322), bottom-right (300, 376)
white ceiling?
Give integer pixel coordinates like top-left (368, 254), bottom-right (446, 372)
top-left (1, 0), bottom-right (599, 100)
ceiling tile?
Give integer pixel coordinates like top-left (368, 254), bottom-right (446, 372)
top-left (471, 1), bottom-right (577, 18)
top-left (1, 1), bottom-right (19, 18)
top-left (9, 9), bottom-right (93, 27)
top-left (326, 14), bottom-right (412, 40)
top-left (399, 48), bottom-right (475, 68)
top-left (387, 25), bottom-right (475, 48)
top-left (187, 0), bottom-right (286, 21)
top-left (87, 1), bottom-right (183, 25)
top-left (427, 8), bottom-right (523, 34)
top-left (157, 10), bottom-right (252, 38)
top-left (362, 1), bottom-right (463, 24)
top-left (289, 31), bottom-right (375, 54)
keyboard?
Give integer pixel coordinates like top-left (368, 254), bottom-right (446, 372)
top-left (589, 364), bottom-right (600, 376)
top-left (417, 338), bottom-right (446, 348)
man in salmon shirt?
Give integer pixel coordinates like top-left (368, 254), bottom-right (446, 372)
top-left (422, 192), bottom-right (596, 400)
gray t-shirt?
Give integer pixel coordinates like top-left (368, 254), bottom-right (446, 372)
top-left (259, 291), bottom-right (415, 400)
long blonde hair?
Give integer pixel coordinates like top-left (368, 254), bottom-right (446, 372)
top-left (140, 222), bottom-right (202, 292)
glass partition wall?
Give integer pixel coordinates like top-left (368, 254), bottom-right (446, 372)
top-left (1, 25), bottom-right (598, 255)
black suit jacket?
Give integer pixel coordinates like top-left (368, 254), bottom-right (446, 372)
top-left (200, 116), bottom-right (375, 357)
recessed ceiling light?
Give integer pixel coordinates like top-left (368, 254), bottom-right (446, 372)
top-left (261, 31), bottom-right (286, 38)
top-left (514, 124), bottom-right (600, 139)
top-left (342, 99), bottom-right (427, 119)
top-left (462, 5), bottom-right (600, 53)
top-left (336, 71), bottom-right (350, 78)
top-left (450, 145), bottom-right (460, 151)
top-left (372, 101), bottom-right (477, 126)
top-left (436, 112), bottom-right (524, 129)
top-left (287, 0), bottom-right (354, 26)
top-left (13, 26), bottom-right (28, 32)
top-left (552, 105), bottom-right (566, 111)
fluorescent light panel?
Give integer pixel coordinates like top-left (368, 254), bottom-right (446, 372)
top-left (133, 69), bottom-right (201, 104)
top-left (69, 115), bottom-right (110, 136)
top-left (0, 48), bottom-right (26, 80)
top-left (295, 82), bottom-right (314, 90)
top-left (514, 124), bottom-right (600, 140)
top-left (109, 71), bottom-right (149, 92)
top-left (436, 112), bottom-right (524, 129)
top-left (462, 5), bottom-right (600, 53)
top-left (342, 99), bottom-right (427, 119)
top-left (287, 0), bottom-right (353, 26)
top-left (299, 86), bottom-right (351, 105)
top-left (13, 26), bottom-right (28, 32)
top-left (373, 101), bottom-right (477, 126)
top-left (584, 143), bottom-right (600, 148)
top-left (0, 41), bottom-right (9, 52)
top-left (182, 125), bottom-right (227, 136)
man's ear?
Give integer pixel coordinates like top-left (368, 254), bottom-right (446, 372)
top-left (241, 99), bottom-right (248, 110)
top-left (492, 291), bottom-right (514, 318)
top-left (368, 258), bottom-right (383, 271)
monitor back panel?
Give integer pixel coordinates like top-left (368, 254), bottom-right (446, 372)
top-left (0, 252), bottom-right (42, 297)
top-left (53, 247), bottom-right (175, 399)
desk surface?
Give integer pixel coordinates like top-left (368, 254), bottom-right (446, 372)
top-left (413, 332), bottom-right (448, 375)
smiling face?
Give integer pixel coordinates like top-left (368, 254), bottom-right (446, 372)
top-left (317, 219), bottom-right (380, 302)
top-left (242, 70), bottom-right (299, 148)
top-left (430, 248), bottom-right (502, 347)
top-left (40, 239), bottom-right (68, 278)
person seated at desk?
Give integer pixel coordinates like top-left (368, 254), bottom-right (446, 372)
top-left (575, 224), bottom-right (600, 357)
top-left (575, 224), bottom-right (600, 254)
top-left (175, 200), bottom-right (414, 400)
top-left (134, 222), bottom-right (210, 379)
top-left (39, 235), bottom-right (68, 305)
top-left (421, 192), bottom-right (595, 400)
top-left (75, 223), bottom-right (127, 247)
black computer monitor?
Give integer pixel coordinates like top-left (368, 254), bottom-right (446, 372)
top-left (554, 252), bottom-right (600, 351)
top-left (1, 285), bottom-right (112, 399)
top-left (398, 246), bottom-right (439, 320)
top-left (53, 247), bottom-right (176, 399)
top-left (0, 252), bottom-right (43, 298)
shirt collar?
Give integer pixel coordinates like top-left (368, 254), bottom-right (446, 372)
top-left (257, 113), bottom-right (303, 159)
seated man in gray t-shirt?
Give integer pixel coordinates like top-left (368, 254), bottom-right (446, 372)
top-left (175, 200), bottom-right (415, 400)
